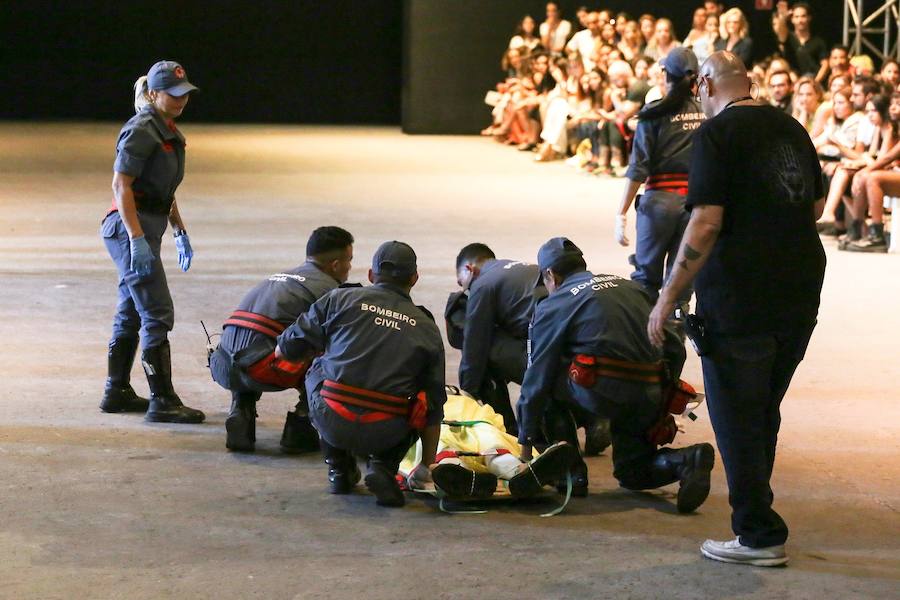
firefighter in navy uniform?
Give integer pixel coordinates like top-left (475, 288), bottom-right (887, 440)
top-left (100, 60), bottom-right (203, 423)
top-left (615, 47), bottom-right (706, 306)
top-left (209, 227), bottom-right (354, 453)
top-left (275, 241), bottom-right (446, 507)
top-left (449, 243), bottom-right (543, 434)
top-left (517, 237), bottom-right (715, 512)
top-left (448, 243), bottom-right (611, 453)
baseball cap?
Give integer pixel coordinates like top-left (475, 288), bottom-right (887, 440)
top-left (372, 241), bottom-right (417, 277)
top-left (660, 47), bottom-right (699, 79)
top-left (147, 61), bottom-right (199, 96)
top-left (537, 237), bottom-right (583, 272)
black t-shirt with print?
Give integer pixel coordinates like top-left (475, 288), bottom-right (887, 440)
top-left (686, 104), bottom-right (826, 335)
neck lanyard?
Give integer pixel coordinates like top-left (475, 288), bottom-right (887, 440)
top-left (724, 95), bottom-right (753, 111)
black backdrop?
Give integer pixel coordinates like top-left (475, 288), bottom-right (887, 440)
top-left (1, 0), bottom-right (402, 124)
top-left (1, 1), bottom-right (841, 128)
top-left (403, 0), bottom-right (842, 133)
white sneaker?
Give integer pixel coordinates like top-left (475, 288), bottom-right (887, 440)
top-left (700, 537), bottom-right (788, 567)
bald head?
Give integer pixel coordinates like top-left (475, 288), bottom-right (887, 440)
top-left (697, 51), bottom-right (754, 117)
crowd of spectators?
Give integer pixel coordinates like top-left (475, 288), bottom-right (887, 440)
top-left (482, 1), bottom-right (895, 252)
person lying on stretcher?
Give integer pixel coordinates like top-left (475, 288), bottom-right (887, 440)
top-left (399, 387), bottom-right (579, 499)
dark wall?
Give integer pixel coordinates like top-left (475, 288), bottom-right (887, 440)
top-left (1, 0), bottom-right (402, 124)
top-left (402, 0), bottom-right (843, 134)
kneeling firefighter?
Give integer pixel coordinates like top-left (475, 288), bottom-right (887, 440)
top-left (275, 241), bottom-right (447, 507)
top-left (209, 226), bottom-right (354, 453)
top-left (517, 237), bottom-right (715, 512)
top-left (447, 243), bottom-right (611, 454)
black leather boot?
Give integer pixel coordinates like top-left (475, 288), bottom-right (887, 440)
top-left (651, 443), bottom-right (715, 513)
top-left (583, 417), bottom-right (612, 456)
top-left (543, 404), bottom-right (589, 496)
top-left (100, 336), bottom-right (149, 413)
top-left (280, 394), bottom-right (320, 454)
top-left (141, 341), bottom-right (205, 424)
top-left (225, 391), bottom-right (257, 452)
top-left (509, 442), bottom-right (579, 498)
top-left (364, 436), bottom-right (413, 507)
top-left (321, 440), bottom-right (360, 494)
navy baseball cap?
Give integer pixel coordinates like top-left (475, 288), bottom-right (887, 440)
top-left (147, 61), bottom-right (198, 96)
top-left (372, 241), bottom-right (417, 277)
top-left (660, 47), bottom-right (699, 79)
top-left (537, 237), bottom-right (583, 272)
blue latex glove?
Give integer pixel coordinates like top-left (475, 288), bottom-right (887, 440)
top-left (130, 236), bottom-right (154, 279)
top-left (174, 232), bottom-right (193, 272)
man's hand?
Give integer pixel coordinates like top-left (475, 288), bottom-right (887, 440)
top-left (407, 463), bottom-right (432, 490)
top-left (647, 297), bottom-right (676, 349)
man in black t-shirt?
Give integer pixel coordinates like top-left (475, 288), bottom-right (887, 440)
top-left (774, 2), bottom-right (828, 81)
top-left (647, 51), bottom-right (826, 567)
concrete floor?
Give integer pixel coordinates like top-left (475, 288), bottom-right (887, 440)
top-left (0, 123), bottom-right (897, 599)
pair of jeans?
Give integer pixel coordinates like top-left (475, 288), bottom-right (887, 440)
top-left (631, 190), bottom-right (692, 304)
top-left (700, 323), bottom-right (816, 548)
top-left (101, 211), bottom-right (173, 348)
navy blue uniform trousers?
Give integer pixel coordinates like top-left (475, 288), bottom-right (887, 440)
top-left (632, 190), bottom-right (691, 304)
top-left (101, 211), bottom-right (173, 348)
top-left (700, 323), bottom-right (815, 548)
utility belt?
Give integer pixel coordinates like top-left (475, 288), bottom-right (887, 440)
top-left (321, 379), bottom-right (428, 430)
top-left (567, 354), bottom-right (698, 446)
top-left (645, 173), bottom-right (689, 196)
top-left (224, 310), bottom-right (310, 389)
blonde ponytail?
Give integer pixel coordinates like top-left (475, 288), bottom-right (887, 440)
top-left (133, 76), bottom-right (151, 113)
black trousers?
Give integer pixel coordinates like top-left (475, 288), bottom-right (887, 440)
top-left (700, 323), bottom-right (816, 548)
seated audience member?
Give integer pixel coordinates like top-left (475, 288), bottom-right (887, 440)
top-left (703, 0), bottom-right (723, 19)
top-left (639, 14), bottom-right (657, 55)
top-left (819, 93), bottom-right (896, 236)
top-left (633, 55), bottom-right (653, 83)
top-left (540, 1), bottom-right (572, 56)
top-left (767, 57), bottom-right (796, 83)
top-left (614, 12), bottom-right (631, 38)
top-left (683, 6), bottom-right (707, 48)
top-left (714, 8), bottom-right (753, 68)
top-left (821, 45), bottom-right (852, 85)
top-left (618, 20), bottom-right (644, 62)
top-left (792, 76), bottom-right (824, 132)
top-left (593, 60), bottom-right (645, 175)
top-left (810, 72), bottom-right (852, 139)
top-left (600, 21), bottom-right (618, 47)
top-left (481, 48), bottom-right (528, 136)
top-left (691, 14), bottom-right (719, 64)
top-left (768, 70), bottom-right (794, 114)
top-left (535, 58), bottom-right (577, 161)
top-left (577, 68), bottom-right (611, 172)
top-left (841, 92), bottom-right (900, 251)
top-left (646, 18), bottom-right (681, 61)
top-left (568, 11), bottom-right (601, 71)
top-left (773, 2), bottom-right (828, 81)
top-left (852, 76), bottom-right (882, 151)
top-left (851, 54), bottom-right (875, 79)
top-left (575, 5), bottom-right (590, 31)
top-left (510, 15), bottom-right (541, 53)
top-left (813, 86), bottom-right (863, 180)
top-left (878, 59), bottom-right (900, 93)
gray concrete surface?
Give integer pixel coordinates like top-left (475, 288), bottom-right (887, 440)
top-left (0, 123), bottom-right (897, 599)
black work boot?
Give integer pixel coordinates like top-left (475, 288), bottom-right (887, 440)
top-left (225, 392), bottom-right (257, 452)
top-left (280, 395), bottom-right (320, 454)
top-left (509, 442), bottom-right (579, 498)
top-left (321, 440), bottom-right (360, 494)
top-left (364, 459), bottom-right (405, 507)
top-left (100, 336), bottom-right (150, 413)
top-left (543, 404), bottom-right (590, 496)
top-left (845, 222), bottom-right (888, 253)
top-left (583, 417), bottom-right (612, 456)
top-left (652, 443), bottom-right (715, 513)
top-left (141, 341), bottom-right (205, 424)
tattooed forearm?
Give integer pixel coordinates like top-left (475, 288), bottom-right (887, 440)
top-left (683, 244), bottom-right (702, 261)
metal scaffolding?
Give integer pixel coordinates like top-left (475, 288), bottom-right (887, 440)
top-left (844, 0), bottom-right (900, 61)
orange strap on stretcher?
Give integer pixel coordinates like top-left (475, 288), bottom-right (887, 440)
top-left (645, 173), bottom-right (689, 196)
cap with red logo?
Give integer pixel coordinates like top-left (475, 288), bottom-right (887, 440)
top-left (147, 60), bottom-right (199, 97)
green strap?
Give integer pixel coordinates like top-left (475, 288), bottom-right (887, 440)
top-left (442, 419), bottom-right (494, 427)
top-left (539, 470), bottom-right (573, 518)
top-left (438, 497), bottom-right (488, 515)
